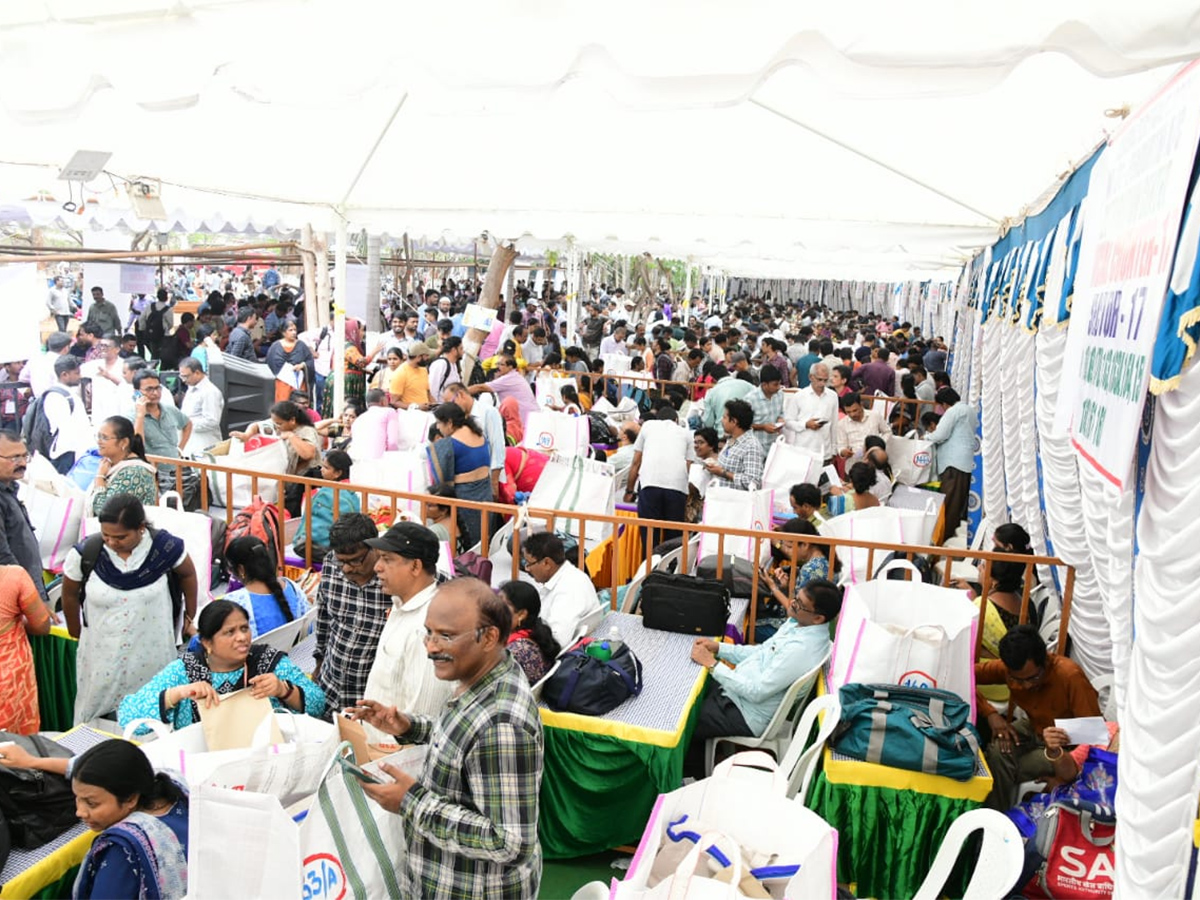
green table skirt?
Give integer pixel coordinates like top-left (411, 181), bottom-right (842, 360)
top-left (538, 698), bottom-right (702, 859)
top-left (30, 631), bottom-right (78, 732)
top-left (810, 771), bottom-right (979, 899)
top-left (30, 866), bottom-right (79, 900)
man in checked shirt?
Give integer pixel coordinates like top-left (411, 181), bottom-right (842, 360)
top-left (312, 514), bottom-right (391, 714)
top-left (352, 577), bottom-right (544, 898)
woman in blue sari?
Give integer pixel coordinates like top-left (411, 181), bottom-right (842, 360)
top-left (426, 402), bottom-right (492, 551)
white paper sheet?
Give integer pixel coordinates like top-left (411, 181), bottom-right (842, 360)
top-left (1056, 716), bottom-right (1111, 746)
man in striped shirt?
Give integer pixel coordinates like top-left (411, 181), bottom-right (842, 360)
top-left (354, 577), bottom-right (544, 899)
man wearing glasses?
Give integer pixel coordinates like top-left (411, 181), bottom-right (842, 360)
top-left (685, 578), bottom-right (842, 777)
top-left (130, 369), bottom-right (195, 505)
top-left (352, 576), bottom-right (544, 899)
top-left (0, 429), bottom-right (50, 605)
top-left (468, 354), bottom-right (539, 425)
top-left (356, 522), bottom-right (452, 743)
top-left (975, 624), bottom-right (1101, 809)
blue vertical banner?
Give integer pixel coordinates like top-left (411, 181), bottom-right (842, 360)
top-left (966, 408), bottom-right (984, 543)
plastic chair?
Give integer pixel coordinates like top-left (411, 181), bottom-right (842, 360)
top-left (703, 647), bottom-right (830, 775)
top-left (258, 616), bottom-right (306, 652)
top-left (912, 808), bottom-right (1024, 900)
top-left (653, 534), bottom-right (700, 576)
top-left (776, 693), bottom-right (842, 804)
top-left (570, 882), bottom-right (611, 900)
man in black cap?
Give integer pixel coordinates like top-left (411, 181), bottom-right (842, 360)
top-left (357, 522), bottom-right (452, 741)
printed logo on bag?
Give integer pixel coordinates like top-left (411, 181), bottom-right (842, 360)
top-left (899, 669), bottom-right (937, 689)
top-left (302, 853), bottom-right (346, 900)
top-left (537, 431), bottom-right (554, 449)
top-left (912, 450), bottom-right (931, 468)
top-left (1052, 845), bottom-right (1114, 893)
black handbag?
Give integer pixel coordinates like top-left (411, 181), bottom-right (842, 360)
top-left (640, 571), bottom-right (731, 636)
top-left (542, 642), bottom-right (644, 715)
top-left (0, 732), bottom-right (78, 865)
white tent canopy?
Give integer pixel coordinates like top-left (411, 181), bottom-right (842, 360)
top-left (3, 0), bottom-right (1200, 277)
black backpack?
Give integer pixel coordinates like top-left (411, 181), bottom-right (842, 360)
top-left (144, 303), bottom-right (167, 349)
top-left (587, 413), bottom-right (615, 445)
top-left (21, 385), bottom-right (73, 460)
top-left (77, 530), bottom-right (184, 627)
top-left (0, 731), bottom-right (77, 861)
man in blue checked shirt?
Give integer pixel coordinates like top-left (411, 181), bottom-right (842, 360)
top-left (685, 578), bottom-right (842, 776)
top-left (352, 577), bottom-right (544, 899)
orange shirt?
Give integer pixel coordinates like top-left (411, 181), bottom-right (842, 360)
top-left (975, 654), bottom-right (1101, 735)
top-left (389, 362), bottom-right (430, 406)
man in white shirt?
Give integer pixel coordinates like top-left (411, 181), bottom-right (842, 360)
top-left (350, 389), bottom-right (400, 460)
top-left (624, 407), bottom-right (693, 546)
top-left (600, 325), bottom-right (630, 358)
top-left (179, 356), bottom-right (225, 455)
top-left (359, 523), bottom-right (454, 742)
top-left (27, 333), bottom-right (73, 398)
top-left (521, 531), bottom-right (601, 648)
top-left (834, 392), bottom-right (892, 460)
top-left (41, 356), bottom-right (94, 474)
top-left (782, 362), bottom-right (837, 462)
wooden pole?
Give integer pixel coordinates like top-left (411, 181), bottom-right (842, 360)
top-left (460, 243), bottom-right (518, 384)
top-left (333, 216), bottom-right (348, 415)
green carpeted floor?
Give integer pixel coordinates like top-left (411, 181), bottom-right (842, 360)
top-left (539, 850), bottom-right (628, 899)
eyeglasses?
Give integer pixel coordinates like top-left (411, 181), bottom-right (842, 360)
top-left (96, 434), bottom-right (116, 443)
top-left (1009, 666), bottom-right (1045, 686)
top-left (0, 451), bottom-right (30, 462)
top-left (423, 627), bottom-right (483, 647)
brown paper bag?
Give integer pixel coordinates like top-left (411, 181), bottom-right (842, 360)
top-left (198, 689), bottom-right (284, 751)
top-left (337, 715), bottom-right (401, 762)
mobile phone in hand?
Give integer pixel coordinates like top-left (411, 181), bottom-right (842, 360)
top-left (337, 756), bottom-right (381, 784)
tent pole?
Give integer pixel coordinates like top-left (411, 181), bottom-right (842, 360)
top-left (333, 212), bottom-right (348, 416)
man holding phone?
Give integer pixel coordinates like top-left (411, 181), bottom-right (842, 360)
top-left (351, 577), bottom-right (544, 898)
top-left (782, 362), bottom-right (838, 463)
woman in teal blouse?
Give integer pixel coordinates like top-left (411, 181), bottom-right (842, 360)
top-left (119, 599), bottom-right (326, 731)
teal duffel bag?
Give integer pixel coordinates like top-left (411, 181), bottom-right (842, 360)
top-left (830, 683), bottom-right (982, 781)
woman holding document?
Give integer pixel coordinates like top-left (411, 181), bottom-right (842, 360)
top-left (266, 320), bottom-right (316, 403)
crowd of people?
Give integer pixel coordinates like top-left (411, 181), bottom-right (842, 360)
top-left (0, 266), bottom-right (1101, 900)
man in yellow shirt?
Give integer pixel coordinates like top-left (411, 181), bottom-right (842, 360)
top-left (389, 342), bottom-right (434, 408)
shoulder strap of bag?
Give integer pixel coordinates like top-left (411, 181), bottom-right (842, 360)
top-left (77, 533), bottom-right (105, 626)
top-left (547, 653), bottom-right (588, 711)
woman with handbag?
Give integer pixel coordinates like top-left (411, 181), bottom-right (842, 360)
top-left (61, 493), bottom-right (198, 725)
top-left (118, 598), bottom-right (326, 732)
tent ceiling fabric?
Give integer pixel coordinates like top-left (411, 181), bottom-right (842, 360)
top-left (2, 1), bottom-right (1200, 277)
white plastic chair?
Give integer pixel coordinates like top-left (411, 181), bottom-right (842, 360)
top-left (912, 808), bottom-right (1024, 900)
top-left (776, 693), bottom-right (841, 804)
top-left (570, 882), bottom-right (611, 900)
top-left (258, 616), bottom-right (306, 652)
top-left (296, 606), bottom-right (318, 641)
top-left (653, 535), bottom-right (700, 576)
top-left (703, 647), bottom-right (830, 775)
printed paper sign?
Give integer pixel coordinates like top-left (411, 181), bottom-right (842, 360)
top-left (1057, 61), bottom-right (1200, 489)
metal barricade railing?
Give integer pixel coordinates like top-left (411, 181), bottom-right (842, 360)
top-left (149, 455), bottom-right (1075, 655)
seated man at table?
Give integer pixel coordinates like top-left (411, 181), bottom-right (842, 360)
top-left (521, 531), bottom-right (601, 649)
top-left (686, 578), bottom-right (841, 775)
top-left (977, 624), bottom-right (1101, 810)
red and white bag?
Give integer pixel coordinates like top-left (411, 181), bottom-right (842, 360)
top-left (1025, 800), bottom-right (1115, 899)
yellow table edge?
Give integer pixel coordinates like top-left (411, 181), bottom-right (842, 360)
top-left (540, 669), bottom-right (708, 749)
top-left (815, 672), bottom-right (993, 802)
top-left (0, 726), bottom-right (113, 900)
